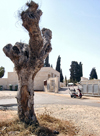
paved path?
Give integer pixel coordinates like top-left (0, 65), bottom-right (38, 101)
top-left (0, 91), bottom-right (100, 110)
top-left (34, 92), bottom-right (100, 107)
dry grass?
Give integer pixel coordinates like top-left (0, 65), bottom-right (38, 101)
top-left (38, 113), bottom-right (78, 136)
top-left (0, 110), bottom-right (78, 136)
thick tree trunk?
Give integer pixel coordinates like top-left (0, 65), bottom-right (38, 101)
top-left (16, 69), bottom-right (37, 124)
top-left (3, 1), bottom-right (52, 124)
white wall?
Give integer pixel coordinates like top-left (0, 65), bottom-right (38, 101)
top-left (0, 67), bottom-right (60, 91)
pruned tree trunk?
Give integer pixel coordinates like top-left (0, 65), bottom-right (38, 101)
top-left (3, 1), bottom-right (52, 124)
top-left (17, 70), bottom-right (36, 124)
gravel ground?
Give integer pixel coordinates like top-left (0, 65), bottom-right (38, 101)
top-left (35, 104), bottom-right (100, 136)
top-left (0, 91), bottom-right (100, 135)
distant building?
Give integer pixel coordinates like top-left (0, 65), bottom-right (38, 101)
top-left (80, 77), bottom-right (100, 96)
top-left (81, 77), bottom-right (88, 81)
top-left (0, 67), bottom-right (60, 91)
top-left (34, 67), bottom-right (60, 90)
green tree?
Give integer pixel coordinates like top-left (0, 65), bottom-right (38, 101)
top-left (56, 55), bottom-right (61, 72)
top-left (79, 62), bottom-right (83, 78)
top-left (56, 55), bottom-right (64, 82)
top-left (65, 76), bottom-right (67, 86)
top-left (69, 61), bottom-right (83, 83)
top-left (44, 55), bottom-right (50, 67)
top-left (60, 69), bottom-right (64, 82)
top-left (0, 66), bottom-right (5, 78)
top-left (89, 68), bottom-right (98, 79)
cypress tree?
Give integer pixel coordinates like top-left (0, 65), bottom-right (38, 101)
top-left (56, 55), bottom-right (61, 72)
top-left (65, 76), bottom-right (67, 86)
top-left (89, 68), bottom-right (98, 79)
top-left (44, 55), bottom-right (50, 67)
top-left (79, 62), bottom-right (83, 79)
top-left (60, 69), bottom-right (64, 82)
top-left (56, 55), bottom-right (64, 82)
top-left (69, 61), bottom-right (83, 82)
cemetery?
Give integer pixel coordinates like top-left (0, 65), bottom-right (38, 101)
top-left (80, 77), bottom-right (100, 96)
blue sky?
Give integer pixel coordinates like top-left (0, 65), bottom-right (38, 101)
top-left (0, 0), bottom-right (100, 79)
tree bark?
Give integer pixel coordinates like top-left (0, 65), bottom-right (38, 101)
top-left (3, 1), bottom-right (52, 124)
top-left (16, 69), bottom-right (37, 124)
